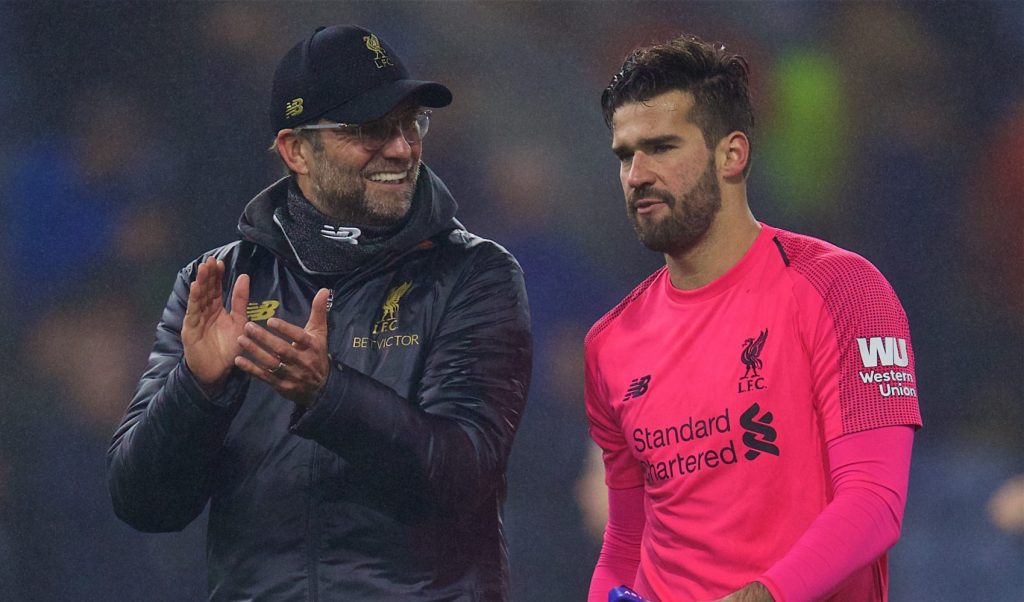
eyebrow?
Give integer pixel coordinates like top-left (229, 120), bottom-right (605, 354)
top-left (612, 134), bottom-right (682, 157)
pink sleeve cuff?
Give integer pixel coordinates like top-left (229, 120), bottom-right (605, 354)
top-left (758, 575), bottom-right (785, 602)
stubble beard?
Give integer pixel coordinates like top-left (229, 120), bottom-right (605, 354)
top-left (628, 158), bottom-right (722, 255)
top-left (308, 151), bottom-right (419, 227)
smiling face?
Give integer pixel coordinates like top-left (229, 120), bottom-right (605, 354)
top-left (611, 90), bottom-right (723, 255)
top-left (301, 101), bottom-right (423, 227)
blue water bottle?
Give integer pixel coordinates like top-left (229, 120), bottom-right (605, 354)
top-left (609, 585), bottom-right (647, 602)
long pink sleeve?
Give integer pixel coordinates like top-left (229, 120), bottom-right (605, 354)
top-left (759, 425), bottom-right (914, 601)
top-left (589, 485), bottom-right (646, 602)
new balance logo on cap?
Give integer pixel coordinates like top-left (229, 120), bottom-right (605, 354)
top-left (856, 337), bottom-right (909, 367)
top-left (623, 375), bottom-right (651, 402)
top-left (285, 98), bottom-right (304, 118)
top-left (320, 225), bottom-right (362, 245)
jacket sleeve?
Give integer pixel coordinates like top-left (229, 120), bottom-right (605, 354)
top-left (107, 260), bottom-right (248, 532)
top-left (290, 244), bottom-right (532, 512)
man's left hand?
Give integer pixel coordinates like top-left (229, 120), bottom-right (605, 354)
top-left (701, 582), bottom-right (774, 602)
top-left (235, 288), bottom-right (331, 407)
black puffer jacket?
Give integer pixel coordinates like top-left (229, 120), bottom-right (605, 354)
top-left (107, 168), bottom-right (532, 601)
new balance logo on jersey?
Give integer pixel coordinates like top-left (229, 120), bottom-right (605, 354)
top-left (856, 337), bottom-right (908, 367)
top-left (740, 402), bottom-right (779, 461)
top-left (320, 225), bottom-right (362, 245)
top-left (622, 375), bottom-right (651, 402)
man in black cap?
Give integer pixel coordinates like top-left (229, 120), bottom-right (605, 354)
top-left (108, 25), bottom-right (531, 601)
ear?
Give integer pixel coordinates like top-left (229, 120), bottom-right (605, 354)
top-left (716, 131), bottom-right (750, 179)
top-left (275, 130), bottom-right (312, 175)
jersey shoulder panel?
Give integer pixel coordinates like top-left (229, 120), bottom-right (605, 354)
top-left (773, 230), bottom-right (882, 291)
top-left (585, 266), bottom-right (665, 349)
top-left (774, 229), bottom-right (922, 435)
top-left (775, 229), bottom-right (903, 333)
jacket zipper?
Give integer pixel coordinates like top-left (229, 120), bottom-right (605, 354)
top-left (307, 445), bottom-right (320, 602)
top-left (302, 243), bottom-right (429, 601)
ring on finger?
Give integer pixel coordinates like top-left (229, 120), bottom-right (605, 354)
top-left (268, 361), bottom-right (286, 376)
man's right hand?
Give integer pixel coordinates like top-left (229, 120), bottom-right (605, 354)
top-left (182, 256), bottom-right (250, 397)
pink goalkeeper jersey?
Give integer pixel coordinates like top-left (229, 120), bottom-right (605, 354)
top-left (585, 224), bottom-right (922, 602)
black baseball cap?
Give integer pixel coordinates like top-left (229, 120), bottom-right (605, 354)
top-left (270, 25), bottom-right (452, 132)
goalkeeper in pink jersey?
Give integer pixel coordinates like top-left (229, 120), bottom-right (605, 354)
top-left (585, 34), bottom-right (921, 602)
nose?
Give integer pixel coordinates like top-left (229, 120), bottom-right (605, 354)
top-left (378, 125), bottom-right (414, 159)
top-left (625, 151), bottom-right (655, 189)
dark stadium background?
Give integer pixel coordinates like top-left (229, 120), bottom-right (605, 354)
top-left (1, 2), bottom-right (1020, 600)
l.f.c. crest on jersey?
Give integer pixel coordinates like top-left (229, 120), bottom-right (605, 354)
top-left (738, 328), bottom-right (768, 393)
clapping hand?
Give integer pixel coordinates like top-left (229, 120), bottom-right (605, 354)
top-left (234, 288), bottom-right (331, 408)
top-left (182, 257), bottom-right (250, 397)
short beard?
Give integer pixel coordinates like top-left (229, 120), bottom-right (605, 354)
top-left (306, 140), bottom-right (418, 227)
top-left (628, 157), bottom-right (721, 255)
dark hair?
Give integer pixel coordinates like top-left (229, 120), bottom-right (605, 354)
top-left (602, 34), bottom-right (754, 172)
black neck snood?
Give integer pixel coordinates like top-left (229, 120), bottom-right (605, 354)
top-left (273, 178), bottom-right (432, 276)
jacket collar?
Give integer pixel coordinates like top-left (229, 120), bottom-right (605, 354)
top-left (237, 164), bottom-right (459, 274)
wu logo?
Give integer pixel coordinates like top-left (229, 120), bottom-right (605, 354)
top-left (373, 282), bottom-right (412, 335)
top-left (285, 98), bottom-right (304, 119)
top-left (856, 337), bottom-right (908, 368)
top-left (363, 34), bottom-right (394, 69)
top-left (622, 375), bottom-right (651, 402)
top-left (740, 402), bottom-right (779, 461)
top-left (320, 225), bottom-right (362, 245)
top-left (246, 300), bottom-right (280, 322)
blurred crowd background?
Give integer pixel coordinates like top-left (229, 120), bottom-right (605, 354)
top-left (1, 2), bottom-right (1021, 600)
